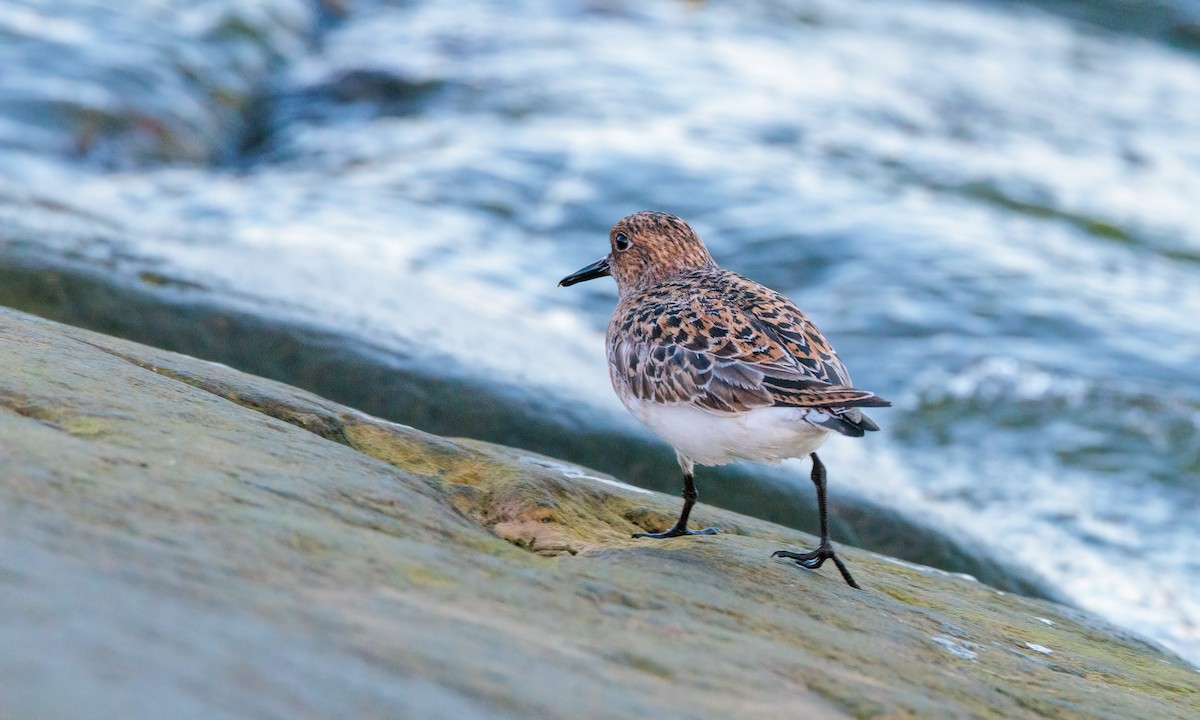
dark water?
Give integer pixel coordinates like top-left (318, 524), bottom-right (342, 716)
top-left (2, 0), bottom-right (1198, 664)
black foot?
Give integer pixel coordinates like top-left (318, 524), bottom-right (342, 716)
top-left (773, 544), bottom-right (860, 589)
top-left (633, 526), bottom-right (719, 539)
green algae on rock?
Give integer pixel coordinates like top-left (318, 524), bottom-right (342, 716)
top-left (1, 307), bottom-right (1197, 720)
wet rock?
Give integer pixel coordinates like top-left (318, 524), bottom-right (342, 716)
top-left (1007, 0), bottom-right (1200, 50)
top-left (0, 0), bottom-right (314, 166)
top-left (2, 307), bottom-right (1196, 719)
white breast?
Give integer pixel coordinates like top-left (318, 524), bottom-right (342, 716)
top-left (622, 397), bottom-right (831, 467)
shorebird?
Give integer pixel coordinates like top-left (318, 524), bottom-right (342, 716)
top-left (559, 211), bottom-right (889, 587)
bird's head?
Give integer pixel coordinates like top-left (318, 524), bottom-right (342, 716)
top-left (559, 211), bottom-right (715, 295)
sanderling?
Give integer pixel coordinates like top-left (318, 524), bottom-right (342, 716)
top-left (560, 211), bottom-right (889, 588)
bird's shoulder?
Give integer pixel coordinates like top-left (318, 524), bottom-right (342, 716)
top-left (609, 268), bottom-right (848, 386)
top-left (605, 268), bottom-right (889, 413)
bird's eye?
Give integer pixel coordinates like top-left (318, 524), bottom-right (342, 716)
top-left (614, 233), bottom-right (631, 251)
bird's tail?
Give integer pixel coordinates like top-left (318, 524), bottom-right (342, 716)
top-left (806, 407), bottom-right (882, 438)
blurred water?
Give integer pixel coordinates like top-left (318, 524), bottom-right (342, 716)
top-left (2, 0), bottom-right (1199, 665)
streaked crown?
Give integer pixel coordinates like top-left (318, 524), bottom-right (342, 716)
top-left (608, 211), bottom-right (715, 294)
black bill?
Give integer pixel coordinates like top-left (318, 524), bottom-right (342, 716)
top-left (558, 256), bottom-right (611, 287)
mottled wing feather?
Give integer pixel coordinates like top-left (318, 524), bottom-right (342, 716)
top-left (608, 270), bottom-right (890, 414)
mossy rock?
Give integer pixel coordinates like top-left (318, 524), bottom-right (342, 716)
top-left (1, 307), bottom-right (1196, 719)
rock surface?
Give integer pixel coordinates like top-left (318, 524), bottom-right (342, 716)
top-left (1, 307), bottom-right (1197, 720)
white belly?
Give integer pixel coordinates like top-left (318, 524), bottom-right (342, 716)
top-left (622, 398), bottom-right (831, 467)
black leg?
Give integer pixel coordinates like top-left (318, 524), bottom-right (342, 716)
top-left (772, 453), bottom-right (860, 588)
top-left (633, 462), bottom-right (718, 539)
